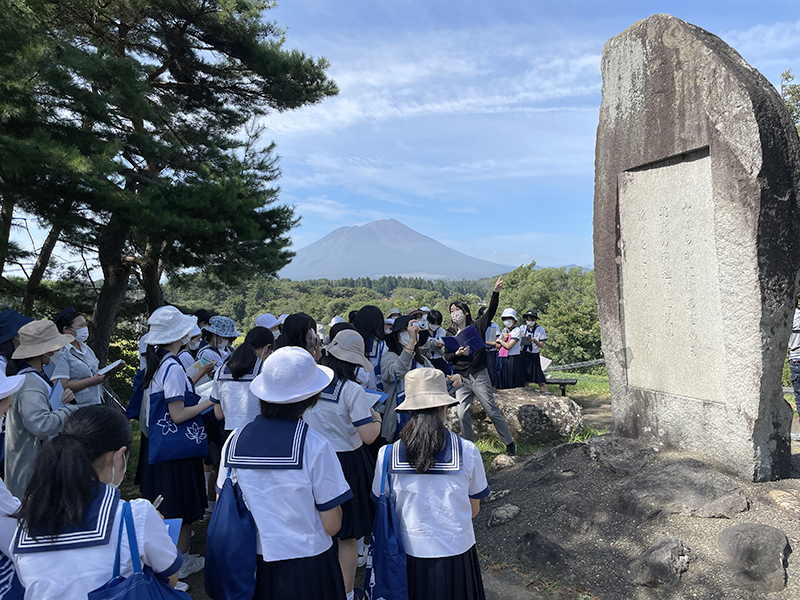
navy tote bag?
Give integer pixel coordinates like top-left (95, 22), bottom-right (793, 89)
top-left (365, 445), bottom-right (409, 600)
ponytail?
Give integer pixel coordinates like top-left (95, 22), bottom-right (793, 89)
top-left (16, 406), bottom-right (132, 537)
top-left (228, 327), bottom-right (273, 380)
top-left (143, 344), bottom-right (162, 388)
top-left (398, 408), bottom-right (447, 474)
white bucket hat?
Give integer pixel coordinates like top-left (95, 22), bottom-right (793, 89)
top-left (325, 330), bottom-right (373, 371)
top-left (146, 307), bottom-right (197, 345)
top-left (250, 346), bottom-right (333, 404)
top-left (387, 307), bottom-right (401, 318)
top-left (396, 368), bottom-right (456, 412)
top-left (0, 372), bottom-right (24, 400)
top-left (501, 308), bottom-right (517, 321)
top-left (255, 313), bottom-right (278, 329)
top-left (189, 325), bottom-right (202, 338)
top-left (12, 321), bottom-right (74, 360)
top-left (329, 316), bottom-right (344, 327)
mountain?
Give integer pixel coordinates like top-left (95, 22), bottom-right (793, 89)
top-left (280, 219), bottom-right (514, 281)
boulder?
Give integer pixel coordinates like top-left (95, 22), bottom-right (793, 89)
top-left (626, 535), bottom-right (695, 587)
top-left (584, 434), bottom-right (653, 476)
top-left (447, 386), bottom-right (583, 444)
top-left (617, 458), bottom-right (748, 519)
top-left (483, 489), bottom-right (512, 504)
top-left (718, 523), bottom-right (790, 592)
top-left (488, 504), bottom-right (521, 528)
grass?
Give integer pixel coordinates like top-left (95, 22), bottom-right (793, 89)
top-left (545, 372), bottom-right (611, 403)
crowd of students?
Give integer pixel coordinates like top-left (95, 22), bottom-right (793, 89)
top-left (0, 281), bottom-right (550, 599)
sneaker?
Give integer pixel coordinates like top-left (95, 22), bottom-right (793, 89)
top-left (505, 442), bottom-right (517, 456)
top-left (178, 554), bottom-right (205, 579)
top-left (175, 581), bottom-right (189, 592)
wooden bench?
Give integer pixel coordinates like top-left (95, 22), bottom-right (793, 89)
top-left (544, 378), bottom-right (578, 397)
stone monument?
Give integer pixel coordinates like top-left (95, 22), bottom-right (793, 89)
top-left (594, 14), bottom-right (800, 481)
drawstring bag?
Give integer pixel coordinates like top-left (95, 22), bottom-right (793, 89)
top-left (365, 446), bottom-right (408, 600)
top-left (205, 469), bottom-right (257, 600)
top-left (88, 502), bottom-right (189, 599)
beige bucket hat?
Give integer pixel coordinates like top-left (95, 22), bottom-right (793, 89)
top-left (396, 368), bottom-right (456, 412)
top-left (326, 330), bottom-right (373, 371)
top-left (12, 320), bottom-right (74, 360)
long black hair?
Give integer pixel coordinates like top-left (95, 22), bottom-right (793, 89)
top-left (318, 353), bottom-right (358, 382)
top-left (278, 313), bottom-right (315, 350)
top-left (227, 327), bottom-right (273, 380)
top-left (448, 300), bottom-right (472, 328)
top-left (260, 392), bottom-right (320, 420)
top-left (16, 406), bottom-right (132, 536)
top-left (398, 408), bottom-right (447, 474)
top-left (143, 345), bottom-right (168, 388)
top-left (354, 305), bottom-right (384, 355)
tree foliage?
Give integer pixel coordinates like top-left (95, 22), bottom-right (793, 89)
top-left (781, 69), bottom-right (800, 136)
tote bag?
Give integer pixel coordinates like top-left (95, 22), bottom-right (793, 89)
top-left (88, 502), bottom-right (189, 600)
top-left (205, 469), bottom-right (257, 600)
top-left (148, 360), bottom-right (208, 464)
top-left (365, 446), bottom-right (408, 600)
top-left (125, 369), bottom-right (145, 420)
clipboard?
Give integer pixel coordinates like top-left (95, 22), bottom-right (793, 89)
top-left (164, 518), bottom-right (182, 545)
top-left (365, 389), bottom-right (389, 408)
top-left (49, 380), bottom-right (64, 411)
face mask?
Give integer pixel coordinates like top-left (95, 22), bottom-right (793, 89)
top-left (503, 319), bottom-right (515, 328)
top-left (48, 348), bottom-right (64, 367)
top-left (188, 338), bottom-right (201, 351)
top-left (452, 310), bottom-right (465, 324)
top-left (216, 337), bottom-right (228, 351)
top-left (398, 332), bottom-right (411, 347)
top-left (110, 450), bottom-right (127, 489)
top-left (181, 334), bottom-right (191, 346)
top-left (74, 327), bottom-right (89, 343)
top-left (527, 320), bottom-right (535, 325)
top-left (271, 329), bottom-right (281, 341)
top-left (384, 327), bottom-right (393, 335)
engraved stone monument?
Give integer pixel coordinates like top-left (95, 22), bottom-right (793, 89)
top-left (594, 14), bottom-right (800, 481)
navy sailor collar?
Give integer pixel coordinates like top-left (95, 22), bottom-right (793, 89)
top-left (218, 357), bottom-right (262, 382)
top-left (14, 484), bottom-right (120, 554)
top-left (18, 363), bottom-right (54, 388)
top-left (389, 430), bottom-right (463, 475)
top-left (225, 416), bottom-right (309, 470)
top-left (320, 374), bottom-right (344, 403)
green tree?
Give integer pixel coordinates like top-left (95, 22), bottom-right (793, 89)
top-left (781, 69), bottom-right (800, 136)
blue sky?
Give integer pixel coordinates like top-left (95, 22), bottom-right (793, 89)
top-left (258, 0), bottom-right (800, 271)
top-left (8, 1), bottom-right (800, 278)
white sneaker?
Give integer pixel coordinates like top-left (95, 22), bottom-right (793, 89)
top-left (175, 581), bottom-right (189, 592)
top-left (178, 554), bottom-right (205, 579)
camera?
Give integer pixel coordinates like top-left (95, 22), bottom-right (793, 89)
top-left (412, 320), bottom-right (428, 331)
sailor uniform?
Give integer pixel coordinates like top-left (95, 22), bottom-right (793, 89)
top-left (210, 358), bottom-right (263, 431)
top-left (0, 478), bottom-right (21, 600)
top-left (51, 343), bottom-right (103, 406)
top-left (5, 366), bottom-right (79, 499)
top-left (11, 484), bottom-right (181, 600)
top-left (497, 326), bottom-right (524, 389)
top-left (197, 345), bottom-right (226, 380)
top-left (484, 322), bottom-right (500, 387)
top-left (371, 432), bottom-right (489, 600)
top-left (136, 354), bottom-right (206, 524)
top-left (356, 339), bottom-right (387, 392)
top-left (176, 348), bottom-right (195, 372)
top-left (217, 416), bottom-right (351, 599)
top-left (380, 351), bottom-right (433, 443)
top-left (522, 322), bottom-right (547, 384)
top-left (303, 376), bottom-right (377, 539)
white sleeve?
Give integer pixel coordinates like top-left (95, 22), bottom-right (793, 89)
top-left (162, 363), bottom-right (187, 403)
top-left (130, 499), bottom-right (182, 578)
top-left (178, 352), bottom-right (194, 371)
top-left (465, 442), bottom-right (490, 499)
top-left (509, 327), bottom-right (521, 341)
top-left (50, 352), bottom-right (72, 381)
top-left (348, 384), bottom-right (374, 427)
top-left (308, 435), bottom-right (352, 511)
top-left (210, 369), bottom-right (222, 404)
top-left (371, 445), bottom-right (389, 500)
top-left (356, 368), bottom-right (372, 390)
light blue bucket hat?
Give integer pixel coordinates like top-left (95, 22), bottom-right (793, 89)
top-left (203, 315), bottom-right (239, 338)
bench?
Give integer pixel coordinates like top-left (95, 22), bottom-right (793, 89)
top-left (544, 378), bottom-right (578, 397)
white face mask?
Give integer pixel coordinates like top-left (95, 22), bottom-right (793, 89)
top-left (48, 348), bottom-right (64, 366)
top-left (74, 327), bottom-right (89, 343)
top-left (503, 319), bottom-right (515, 328)
top-left (216, 337), bottom-right (228, 351)
top-left (398, 331), bottom-right (411, 347)
top-left (451, 310), bottom-right (465, 324)
top-left (181, 334), bottom-right (191, 346)
top-left (526, 320), bottom-right (535, 325)
top-left (188, 338), bottom-right (201, 351)
top-left (110, 450), bottom-right (127, 489)
top-left (271, 329), bottom-right (281, 341)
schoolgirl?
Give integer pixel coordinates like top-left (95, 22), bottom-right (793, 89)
top-left (12, 405), bottom-right (183, 598)
top-left (211, 326), bottom-right (274, 431)
top-left (5, 321), bottom-right (78, 498)
top-left (176, 325), bottom-right (203, 371)
top-left (255, 313), bottom-right (282, 341)
top-left (371, 369), bottom-right (489, 600)
top-left (277, 313), bottom-right (321, 361)
top-left (303, 330), bottom-right (382, 598)
top-left (136, 306), bottom-right (211, 580)
top-left (522, 310), bottom-right (549, 393)
top-left (477, 307), bottom-right (500, 388)
top-left (425, 310), bottom-right (451, 376)
top-left (379, 315), bottom-right (434, 443)
top-left (497, 308), bottom-right (524, 389)
top-left (354, 305), bottom-right (387, 391)
top-left (217, 347), bottom-right (352, 599)
top-left (198, 316), bottom-right (240, 379)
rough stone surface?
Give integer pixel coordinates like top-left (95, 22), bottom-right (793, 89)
top-left (447, 386), bottom-right (583, 444)
top-left (617, 458), bottom-right (748, 519)
top-left (769, 489), bottom-right (800, 520)
top-left (625, 535), bottom-right (695, 587)
top-left (488, 504), bottom-right (521, 528)
top-left (516, 531), bottom-right (570, 573)
top-left (718, 523), bottom-right (790, 592)
top-left (584, 433), bottom-right (653, 475)
top-left (593, 13), bottom-right (800, 482)
top-left (483, 489), bottom-right (512, 504)
top-left (491, 454), bottom-right (522, 472)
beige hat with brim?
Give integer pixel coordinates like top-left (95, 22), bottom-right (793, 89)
top-left (396, 368), bottom-right (456, 412)
top-left (326, 330), bottom-right (373, 371)
top-left (250, 346), bottom-right (333, 404)
top-left (12, 320), bottom-right (74, 360)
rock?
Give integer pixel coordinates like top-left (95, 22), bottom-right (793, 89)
top-left (769, 489), bottom-right (800, 520)
top-left (560, 493), bottom-right (595, 534)
top-left (626, 535), bottom-right (695, 587)
top-left (594, 14), bottom-right (800, 482)
top-left (718, 523), bottom-right (790, 592)
top-left (617, 458), bottom-right (748, 519)
top-left (446, 387), bottom-right (583, 444)
top-left (516, 531), bottom-right (569, 573)
top-left (483, 489), bottom-right (512, 504)
top-left (491, 454), bottom-right (522, 472)
top-left (584, 434), bottom-right (653, 476)
top-left (488, 504), bottom-right (520, 528)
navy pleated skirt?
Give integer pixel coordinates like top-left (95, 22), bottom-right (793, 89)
top-left (406, 545), bottom-right (486, 600)
top-left (255, 545), bottom-right (346, 600)
top-left (336, 444), bottom-right (376, 540)
top-left (497, 354), bottom-right (525, 389)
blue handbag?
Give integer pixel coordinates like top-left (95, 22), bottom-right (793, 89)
top-left (0, 551), bottom-right (24, 600)
top-left (147, 359), bottom-right (208, 464)
top-left (126, 369), bottom-right (145, 420)
top-left (365, 445), bottom-right (408, 600)
top-left (88, 502), bottom-right (189, 600)
top-left (205, 469), bottom-right (257, 600)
